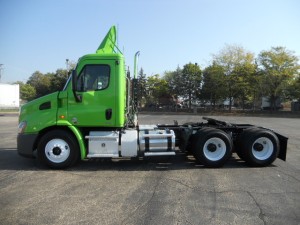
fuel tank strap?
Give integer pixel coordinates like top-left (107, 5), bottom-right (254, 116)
top-left (144, 130), bottom-right (149, 152)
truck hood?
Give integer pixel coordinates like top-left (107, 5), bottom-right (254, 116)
top-left (19, 92), bottom-right (59, 128)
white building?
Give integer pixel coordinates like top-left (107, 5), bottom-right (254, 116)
top-left (0, 83), bottom-right (20, 109)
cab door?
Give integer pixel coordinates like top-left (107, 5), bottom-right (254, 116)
top-left (67, 60), bottom-right (116, 127)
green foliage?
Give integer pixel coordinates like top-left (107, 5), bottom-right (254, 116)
top-left (146, 75), bottom-right (172, 106)
top-left (25, 69), bottom-right (69, 99)
top-left (164, 66), bottom-right (183, 98)
top-left (293, 76), bottom-right (300, 101)
top-left (164, 64), bottom-right (202, 108)
top-left (201, 63), bottom-right (227, 108)
top-left (181, 63), bottom-right (202, 108)
top-left (50, 69), bottom-right (68, 92)
top-left (257, 46), bottom-right (300, 110)
top-left (287, 75), bottom-right (300, 101)
top-left (230, 58), bottom-right (258, 109)
top-left (14, 81), bottom-right (36, 101)
top-left (137, 68), bottom-right (147, 106)
top-left (27, 71), bottom-right (52, 98)
top-left (212, 44), bottom-right (257, 110)
top-left (19, 46), bottom-right (299, 111)
top-left (21, 83), bottom-right (36, 101)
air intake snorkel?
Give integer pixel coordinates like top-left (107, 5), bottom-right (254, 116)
top-left (126, 51), bottom-right (140, 127)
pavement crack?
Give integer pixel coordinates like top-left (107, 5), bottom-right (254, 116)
top-left (147, 173), bottom-right (161, 203)
top-left (120, 172), bottom-right (163, 225)
top-left (247, 191), bottom-right (266, 225)
top-left (211, 188), bottom-right (217, 220)
top-left (174, 187), bottom-right (195, 225)
top-left (165, 177), bottom-right (196, 190)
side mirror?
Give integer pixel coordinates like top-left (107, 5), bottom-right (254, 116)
top-left (71, 70), bottom-right (82, 102)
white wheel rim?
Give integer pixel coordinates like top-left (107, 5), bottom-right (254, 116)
top-left (252, 137), bottom-right (273, 160)
top-left (45, 139), bottom-right (70, 163)
top-left (203, 137), bottom-right (226, 161)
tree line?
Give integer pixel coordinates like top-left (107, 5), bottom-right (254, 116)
top-left (16, 45), bottom-right (300, 111)
top-left (16, 60), bottom-right (76, 102)
top-left (16, 69), bottom-right (70, 102)
top-left (137, 45), bottom-right (300, 111)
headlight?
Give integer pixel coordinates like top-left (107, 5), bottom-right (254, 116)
top-left (18, 121), bottom-right (27, 134)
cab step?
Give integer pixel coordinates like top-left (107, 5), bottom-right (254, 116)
top-left (87, 153), bottom-right (119, 158)
top-left (144, 152), bottom-right (175, 156)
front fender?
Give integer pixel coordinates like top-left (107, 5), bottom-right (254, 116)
top-left (67, 125), bottom-right (87, 160)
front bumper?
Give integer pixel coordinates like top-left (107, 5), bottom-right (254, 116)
top-left (17, 133), bottom-right (38, 158)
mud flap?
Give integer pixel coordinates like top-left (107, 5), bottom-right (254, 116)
top-left (275, 132), bottom-right (288, 161)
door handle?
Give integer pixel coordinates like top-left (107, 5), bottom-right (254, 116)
top-left (105, 109), bottom-right (112, 120)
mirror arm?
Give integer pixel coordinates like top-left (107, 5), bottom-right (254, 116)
top-left (71, 70), bottom-right (82, 102)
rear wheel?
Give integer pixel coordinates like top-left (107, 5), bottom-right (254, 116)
top-left (236, 127), bottom-right (258, 160)
top-left (37, 130), bottom-right (80, 169)
top-left (192, 128), bottom-right (233, 167)
top-left (237, 128), bottom-right (279, 166)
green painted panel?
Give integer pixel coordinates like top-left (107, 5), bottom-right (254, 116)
top-left (19, 92), bottom-right (58, 133)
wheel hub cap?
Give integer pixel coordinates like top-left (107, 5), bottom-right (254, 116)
top-left (253, 143), bottom-right (264, 152)
top-left (52, 147), bottom-right (62, 155)
top-left (207, 143), bottom-right (217, 152)
top-left (252, 137), bottom-right (274, 160)
top-left (203, 137), bottom-right (227, 161)
top-left (45, 139), bottom-right (70, 163)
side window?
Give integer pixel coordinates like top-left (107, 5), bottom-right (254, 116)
top-left (77, 65), bottom-right (110, 91)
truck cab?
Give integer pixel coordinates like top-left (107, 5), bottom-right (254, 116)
top-left (18, 26), bottom-right (134, 167)
top-left (66, 53), bottom-right (126, 128)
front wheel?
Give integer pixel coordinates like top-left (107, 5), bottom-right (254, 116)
top-left (37, 130), bottom-right (80, 169)
top-left (192, 128), bottom-right (233, 167)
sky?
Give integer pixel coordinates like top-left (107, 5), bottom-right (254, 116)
top-left (0, 0), bottom-right (299, 83)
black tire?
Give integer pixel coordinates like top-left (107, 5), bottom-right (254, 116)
top-left (37, 130), bottom-right (80, 169)
top-left (192, 128), bottom-right (233, 167)
top-left (237, 128), bottom-right (279, 167)
top-left (236, 127), bottom-right (259, 161)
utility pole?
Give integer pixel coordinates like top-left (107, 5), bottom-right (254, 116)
top-left (65, 59), bottom-right (69, 78)
top-left (0, 64), bottom-right (3, 83)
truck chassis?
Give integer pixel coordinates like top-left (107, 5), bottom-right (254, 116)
top-left (19, 116), bottom-right (287, 169)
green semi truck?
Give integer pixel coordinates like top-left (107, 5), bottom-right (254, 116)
top-left (17, 26), bottom-right (288, 169)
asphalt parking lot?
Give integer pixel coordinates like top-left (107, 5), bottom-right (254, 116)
top-left (0, 114), bottom-right (299, 225)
